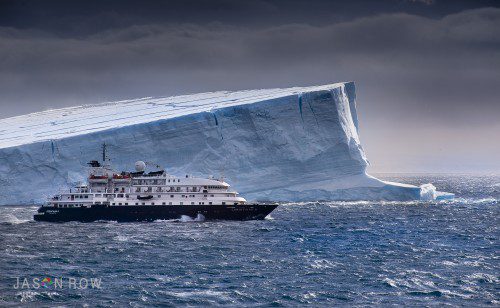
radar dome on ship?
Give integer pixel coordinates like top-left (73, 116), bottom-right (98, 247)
top-left (135, 161), bottom-right (146, 172)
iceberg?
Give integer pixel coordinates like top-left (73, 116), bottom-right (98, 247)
top-left (0, 82), bottom-right (452, 205)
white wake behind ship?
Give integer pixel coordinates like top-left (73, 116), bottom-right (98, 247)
top-left (0, 82), bottom-right (453, 205)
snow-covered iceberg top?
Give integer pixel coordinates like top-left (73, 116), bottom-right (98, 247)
top-left (0, 83), bottom-right (345, 149)
top-left (0, 82), bottom-right (453, 205)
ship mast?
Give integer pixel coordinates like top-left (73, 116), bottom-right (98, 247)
top-left (101, 142), bottom-right (111, 168)
top-left (102, 142), bottom-right (107, 163)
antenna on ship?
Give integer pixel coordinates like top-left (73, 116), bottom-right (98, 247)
top-left (101, 142), bottom-right (112, 168)
top-left (102, 142), bottom-right (107, 163)
top-left (220, 165), bottom-right (225, 182)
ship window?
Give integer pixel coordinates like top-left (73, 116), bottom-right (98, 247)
top-left (112, 203), bottom-right (115, 205)
top-left (125, 203), bottom-right (128, 205)
top-left (178, 179), bottom-right (180, 182)
top-left (84, 195), bottom-right (88, 198)
top-left (152, 202), bottom-right (155, 205)
top-left (210, 195), bottom-right (214, 197)
top-left (234, 203), bottom-right (238, 205)
top-left (158, 195), bottom-right (161, 198)
top-left (162, 202), bottom-right (166, 205)
top-left (142, 202), bottom-right (146, 205)
top-left (204, 195), bottom-right (207, 197)
top-left (170, 195), bottom-right (174, 198)
top-left (191, 202), bottom-right (194, 205)
top-left (222, 202), bottom-right (226, 205)
top-left (169, 202), bottom-right (172, 205)
top-left (180, 202), bottom-right (183, 205)
top-left (119, 203), bottom-right (122, 205)
top-left (135, 203), bottom-right (139, 205)
top-left (209, 202), bottom-right (212, 205)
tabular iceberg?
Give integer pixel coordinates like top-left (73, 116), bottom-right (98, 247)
top-left (0, 82), bottom-right (452, 205)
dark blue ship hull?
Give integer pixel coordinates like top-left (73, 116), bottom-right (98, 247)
top-left (34, 203), bottom-right (278, 222)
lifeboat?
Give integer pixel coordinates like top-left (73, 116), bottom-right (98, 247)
top-left (88, 174), bottom-right (108, 183)
top-left (112, 173), bottom-right (131, 183)
top-left (89, 175), bottom-right (107, 179)
top-left (113, 174), bottom-right (131, 179)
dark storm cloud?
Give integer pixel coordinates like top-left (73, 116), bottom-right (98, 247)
top-left (0, 0), bottom-right (499, 172)
top-left (0, 0), bottom-right (498, 35)
top-left (1, 6), bottom-right (499, 119)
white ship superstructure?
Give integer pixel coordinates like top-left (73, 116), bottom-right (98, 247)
top-left (45, 146), bottom-right (246, 209)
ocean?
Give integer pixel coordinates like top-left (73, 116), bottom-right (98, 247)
top-left (0, 174), bottom-right (498, 306)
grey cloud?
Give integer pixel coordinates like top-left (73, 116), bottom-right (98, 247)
top-left (0, 7), bottom-right (499, 172)
top-left (1, 8), bottom-right (498, 116)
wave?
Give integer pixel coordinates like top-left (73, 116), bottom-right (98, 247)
top-left (16, 291), bottom-right (61, 302)
top-left (179, 213), bottom-right (206, 222)
top-left (281, 197), bottom-right (498, 207)
top-left (0, 213), bottom-right (31, 224)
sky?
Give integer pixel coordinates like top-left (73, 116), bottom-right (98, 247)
top-left (0, 0), bottom-right (499, 173)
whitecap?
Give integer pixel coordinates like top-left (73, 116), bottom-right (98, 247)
top-left (179, 213), bottom-right (205, 222)
top-left (114, 235), bottom-right (129, 242)
top-left (466, 273), bottom-right (498, 284)
top-left (383, 277), bottom-right (399, 288)
top-left (160, 290), bottom-right (233, 303)
top-left (309, 259), bottom-right (337, 269)
top-left (0, 213), bottom-right (30, 224)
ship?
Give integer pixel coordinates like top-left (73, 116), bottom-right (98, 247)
top-left (34, 144), bottom-right (278, 222)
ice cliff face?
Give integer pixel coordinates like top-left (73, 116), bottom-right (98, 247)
top-left (0, 82), bottom-right (449, 205)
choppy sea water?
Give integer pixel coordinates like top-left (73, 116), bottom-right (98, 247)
top-left (0, 174), bottom-right (498, 307)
